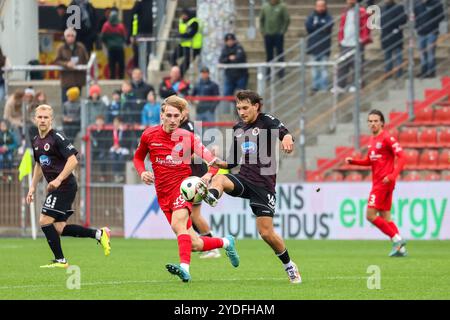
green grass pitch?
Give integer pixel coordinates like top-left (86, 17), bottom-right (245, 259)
top-left (1, 238), bottom-right (449, 299)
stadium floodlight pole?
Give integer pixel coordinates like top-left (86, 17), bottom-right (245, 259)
top-left (138, 39), bottom-right (148, 81)
top-left (353, 2), bottom-right (361, 150)
top-left (257, 65), bottom-right (265, 96)
top-left (299, 38), bottom-right (307, 182)
top-left (248, 0), bottom-right (256, 40)
top-left (407, 0), bottom-right (416, 120)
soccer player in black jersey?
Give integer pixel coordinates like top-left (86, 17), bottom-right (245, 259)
top-left (26, 104), bottom-right (111, 268)
top-left (180, 104), bottom-right (221, 259)
top-left (197, 90), bottom-right (301, 283)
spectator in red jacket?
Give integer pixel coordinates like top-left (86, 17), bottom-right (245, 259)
top-left (101, 11), bottom-right (127, 79)
top-left (334, 0), bottom-right (372, 93)
top-left (159, 66), bottom-right (190, 99)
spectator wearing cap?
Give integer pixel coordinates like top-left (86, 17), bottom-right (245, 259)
top-left (101, 10), bottom-right (128, 79)
top-left (219, 33), bottom-right (249, 96)
top-left (159, 65), bottom-right (190, 99)
top-left (171, 8), bottom-right (202, 76)
top-left (107, 90), bottom-right (122, 123)
top-left (259, 0), bottom-right (290, 79)
top-left (305, 0), bottom-right (333, 92)
top-left (0, 119), bottom-right (18, 170)
top-left (54, 27), bottom-right (89, 104)
top-left (414, 0), bottom-right (444, 78)
top-left (63, 86), bottom-right (81, 142)
top-left (191, 66), bottom-right (220, 122)
top-left (87, 84), bottom-right (108, 125)
top-left (141, 91), bottom-right (161, 127)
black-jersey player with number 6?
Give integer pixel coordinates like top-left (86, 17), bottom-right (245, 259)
top-left (27, 104), bottom-right (111, 268)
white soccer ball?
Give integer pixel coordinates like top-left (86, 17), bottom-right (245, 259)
top-left (180, 176), bottom-right (203, 204)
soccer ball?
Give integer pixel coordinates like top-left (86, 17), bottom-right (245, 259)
top-left (180, 176), bottom-right (203, 204)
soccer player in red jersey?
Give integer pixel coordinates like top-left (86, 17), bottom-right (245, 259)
top-left (133, 95), bottom-right (239, 282)
top-left (345, 109), bottom-right (407, 257)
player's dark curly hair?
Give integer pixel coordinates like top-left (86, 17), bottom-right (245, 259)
top-left (368, 109), bottom-right (385, 126)
top-left (236, 90), bottom-right (263, 112)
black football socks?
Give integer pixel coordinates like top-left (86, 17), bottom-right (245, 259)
top-left (62, 224), bottom-right (97, 239)
top-left (41, 224), bottom-right (64, 260)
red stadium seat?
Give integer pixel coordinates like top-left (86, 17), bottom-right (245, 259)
top-left (418, 149), bottom-right (439, 170)
top-left (344, 171), bottom-right (363, 182)
top-left (398, 127), bottom-right (418, 147)
top-left (435, 107), bottom-right (450, 125)
top-left (438, 149), bottom-right (450, 170)
top-left (417, 127), bottom-right (438, 147)
top-left (324, 171), bottom-right (344, 182)
top-left (306, 172), bottom-right (324, 182)
top-left (438, 127), bottom-right (450, 147)
top-left (414, 106), bottom-right (434, 125)
top-left (404, 149), bottom-right (420, 169)
top-left (402, 171), bottom-right (422, 181)
top-left (442, 171), bottom-right (450, 181)
top-left (424, 172), bottom-right (441, 181)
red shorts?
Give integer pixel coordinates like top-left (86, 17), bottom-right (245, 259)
top-left (367, 186), bottom-right (394, 211)
top-left (158, 193), bottom-right (193, 229)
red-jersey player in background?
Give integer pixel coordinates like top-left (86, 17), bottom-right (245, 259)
top-left (133, 95), bottom-right (239, 282)
top-left (345, 109), bottom-right (407, 257)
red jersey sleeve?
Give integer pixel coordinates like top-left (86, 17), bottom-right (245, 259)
top-left (349, 154), bottom-right (371, 166)
top-left (133, 131), bottom-right (149, 177)
top-left (386, 134), bottom-right (406, 181)
top-left (191, 133), bottom-right (219, 176)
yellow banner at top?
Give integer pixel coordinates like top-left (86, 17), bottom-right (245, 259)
top-left (39, 0), bottom-right (136, 10)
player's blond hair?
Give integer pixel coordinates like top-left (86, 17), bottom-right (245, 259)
top-left (35, 104), bottom-right (54, 117)
top-left (161, 95), bottom-right (188, 114)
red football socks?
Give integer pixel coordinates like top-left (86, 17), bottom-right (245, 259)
top-left (388, 221), bottom-right (400, 235)
top-left (177, 234), bottom-right (192, 264)
top-left (372, 216), bottom-right (396, 238)
top-left (200, 236), bottom-right (224, 251)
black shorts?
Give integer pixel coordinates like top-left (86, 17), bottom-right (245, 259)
top-left (41, 184), bottom-right (77, 222)
top-left (225, 174), bottom-right (276, 217)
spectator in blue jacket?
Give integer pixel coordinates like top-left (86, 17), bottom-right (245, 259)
top-left (141, 91), bottom-right (161, 126)
top-left (191, 66), bottom-right (220, 122)
top-left (381, 0), bottom-right (407, 79)
top-left (0, 119), bottom-right (18, 170)
top-left (414, 0), bottom-right (444, 78)
top-left (107, 90), bottom-right (121, 124)
top-left (305, 0), bottom-right (333, 92)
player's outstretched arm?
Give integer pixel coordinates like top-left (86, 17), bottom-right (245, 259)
top-left (47, 155), bottom-right (78, 192)
top-left (27, 163), bottom-right (43, 204)
top-left (345, 155), bottom-right (371, 166)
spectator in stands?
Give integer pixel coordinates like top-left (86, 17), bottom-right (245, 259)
top-left (129, 0), bottom-right (154, 69)
top-left (91, 115), bottom-right (110, 182)
top-left (69, 0), bottom-right (99, 54)
top-left (3, 90), bottom-right (24, 143)
top-left (0, 119), bottom-right (18, 170)
top-left (259, 0), bottom-right (290, 79)
top-left (101, 10), bottom-right (127, 79)
top-left (131, 68), bottom-right (154, 101)
top-left (54, 27), bottom-right (89, 104)
top-left (63, 86), bottom-right (81, 142)
top-left (0, 46), bottom-right (10, 103)
top-left (159, 65), bottom-right (190, 99)
top-left (98, 7), bottom-right (117, 34)
top-left (108, 116), bottom-right (133, 183)
top-left (380, 0), bottom-right (407, 79)
top-left (334, 0), bottom-right (372, 93)
top-left (86, 84), bottom-right (107, 124)
top-left (141, 90), bottom-right (161, 127)
top-left (191, 66), bottom-right (220, 122)
top-left (55, 4), bottom-right (69, 32)
top-left (120, 80), bottom-right (138, 123)
top-left (171, 8), bottom-right (202, 76)
top-left (305, 0), bottom-right (334, 93)
top-left (414, 0), bottom-right (444, 78)
top-left (107, 89), bottom-right (121, 123)
top-left (219, 33), bottom-right (249, 96)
